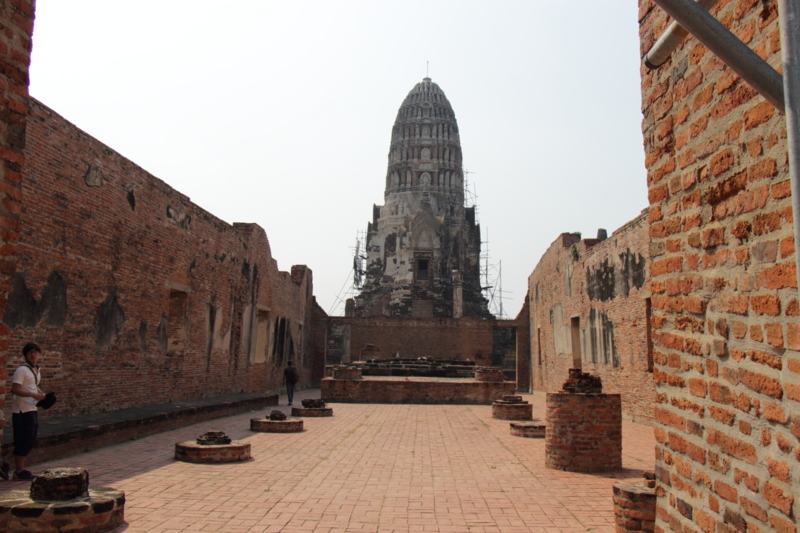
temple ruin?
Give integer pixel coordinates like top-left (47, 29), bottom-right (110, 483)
top-left (349, 78), bottom-right (491, 319)
top-left (1, 1), bottom-right (799, 532)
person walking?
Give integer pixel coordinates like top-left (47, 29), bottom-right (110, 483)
top-left (283, 361), bottom-right (298, 406)
top-left (1, 343), bottom-right (46, 481)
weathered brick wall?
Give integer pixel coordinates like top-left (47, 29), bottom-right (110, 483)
top-left (320, 377), bottom-right (516, 404)
top-left (528, 213), bottom-right (656, 424)
top-left (638, 0), bottom-right (798, 531)
top-left (325, 316), bottom-right (524, 371)
top-left (0, 0), bottom-right (35, 444)
top-left (3, 99), bottom-right (326, 420)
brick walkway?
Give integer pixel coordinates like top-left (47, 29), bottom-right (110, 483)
top-left (4, 391), bottom-right (655, 533)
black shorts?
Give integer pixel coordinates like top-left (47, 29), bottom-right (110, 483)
top-left (12, 411), bottom-right (38, 457)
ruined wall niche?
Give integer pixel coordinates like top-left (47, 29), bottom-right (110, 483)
top-left (166, 205), bottom-right (191, 230)
top-left (4, 270), bottom-right (67, 329)
top-left (588, 308), bottom-right (618, 367)
top-left (84, 164), bottom-right (104, 187)
top-left (254, 307), bottom-right (269, 364)
top-left (167, 289), bottom-right (188, 356)
top-left (570, 316), bottom-right (582, 369)
top-left (585, 248), bottom-right (645, 302)
top-left (272, 316), bottom-right (294, 363)
top-left (94, 293), bottom-right (126, 350)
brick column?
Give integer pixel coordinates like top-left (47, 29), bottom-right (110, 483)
top-left (0, 0), bottom-right (35, 444)
top-left (545, 392), bottom-right (622, 472)
top-left (612, 480), bottom-right (656, 533)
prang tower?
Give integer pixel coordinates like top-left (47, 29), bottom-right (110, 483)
top-left (349, 78), bottom-right (492, 318)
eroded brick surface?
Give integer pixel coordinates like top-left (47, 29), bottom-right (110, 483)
top-left (638, 0), bottom-right (799, 531)
top-left (3, 99), bottom-right (327, 422)
top-left (0, 0), bottom-right (35, 448)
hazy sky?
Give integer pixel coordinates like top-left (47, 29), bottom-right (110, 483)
top-left (28, 1), bottom-right (648, 318)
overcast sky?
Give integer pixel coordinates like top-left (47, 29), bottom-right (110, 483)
top-left (28, 1), bottom-right (648, 318)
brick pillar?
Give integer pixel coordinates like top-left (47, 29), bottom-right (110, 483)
top-left (0, 0), bottom-right (35, 444)
top-left (612, 480), bottom-right (656, 533)
top-left (545, 392), bottom-right (622, 472)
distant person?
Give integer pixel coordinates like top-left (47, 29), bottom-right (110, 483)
top-left (283, 361), bottom-right (298, 406)
top-left (2, 343), bottom-right (46, 481)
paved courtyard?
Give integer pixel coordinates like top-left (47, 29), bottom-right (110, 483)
top-left (5, 390), bottom-right (655, 533)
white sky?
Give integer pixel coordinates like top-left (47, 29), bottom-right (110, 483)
top-left (28, 1), bottom-right (648, 318)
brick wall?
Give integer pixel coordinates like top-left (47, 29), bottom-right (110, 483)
top-left (0, 0), bottom-right (35, 445)
top-left (321, 377), bottom-right (516, 404)
top-left (528, 212), bottom-right (656, 424)
top-left (325, 315), bottom-right (526, 374)
top-left (638, 0), bottom-right (799, 531)
top-left (3, 98), bottom-right (326, 421)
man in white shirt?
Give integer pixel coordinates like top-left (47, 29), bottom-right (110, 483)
top-left (1, 343), bottom-right (46, 481)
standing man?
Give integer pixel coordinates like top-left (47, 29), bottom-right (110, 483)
top-left (283, 361), bottom-right (298, 406)
top-left (2, 343), bottom-right (45, 480)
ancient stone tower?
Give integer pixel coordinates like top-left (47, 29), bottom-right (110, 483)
top-left (349, 78), bottom-right (491, 318)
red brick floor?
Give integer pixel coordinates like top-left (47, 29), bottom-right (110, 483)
top-left (5, 391), bottom-right (655, 533)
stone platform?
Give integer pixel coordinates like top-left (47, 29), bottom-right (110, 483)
top-left (492, 395), bottom-right (533, 420)
top-left (321, 376), bottom-right (516, 404)
top-left (175, 440), bottom-right (251, 463)
top-left (251, 418), bottom-right (304, 432)
top-left (0, 468), bottom-right (125, 533)
top-left (0, 487), bottom-right (125, 532)
top-left (509, 420), bottom-right (546, 438)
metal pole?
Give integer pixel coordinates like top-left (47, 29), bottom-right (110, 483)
top-left (644, 0), bottom-right (718, 69)
top-left (777, 0), bottom-right (800, 293)
top-left (652, 0), bottom-right (785, 112)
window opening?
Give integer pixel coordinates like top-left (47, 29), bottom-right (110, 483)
top-left (417, 259), bottom-right (429, 281)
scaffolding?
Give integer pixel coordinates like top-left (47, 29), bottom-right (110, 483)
top-left (329, 230), bottom-right (366, 315)
top-left (465, 170), bottom-right (507, 319)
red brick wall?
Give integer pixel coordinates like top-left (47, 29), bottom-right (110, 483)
top-left (3, 99), bottom-right (326, 420)
top-left (528, 213), bottom-right (656, 424)
top-left (325, 315), bottom-right (523, 369)
top-left (0, 0), bottom-right (35, 444)
top-left (638, 1), bottom-right (798, 531)
top-left (321, 377), bottom-right (516, 404)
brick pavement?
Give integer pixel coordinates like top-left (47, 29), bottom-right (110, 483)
top-left (3, 390), bottom-right (655, 533)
